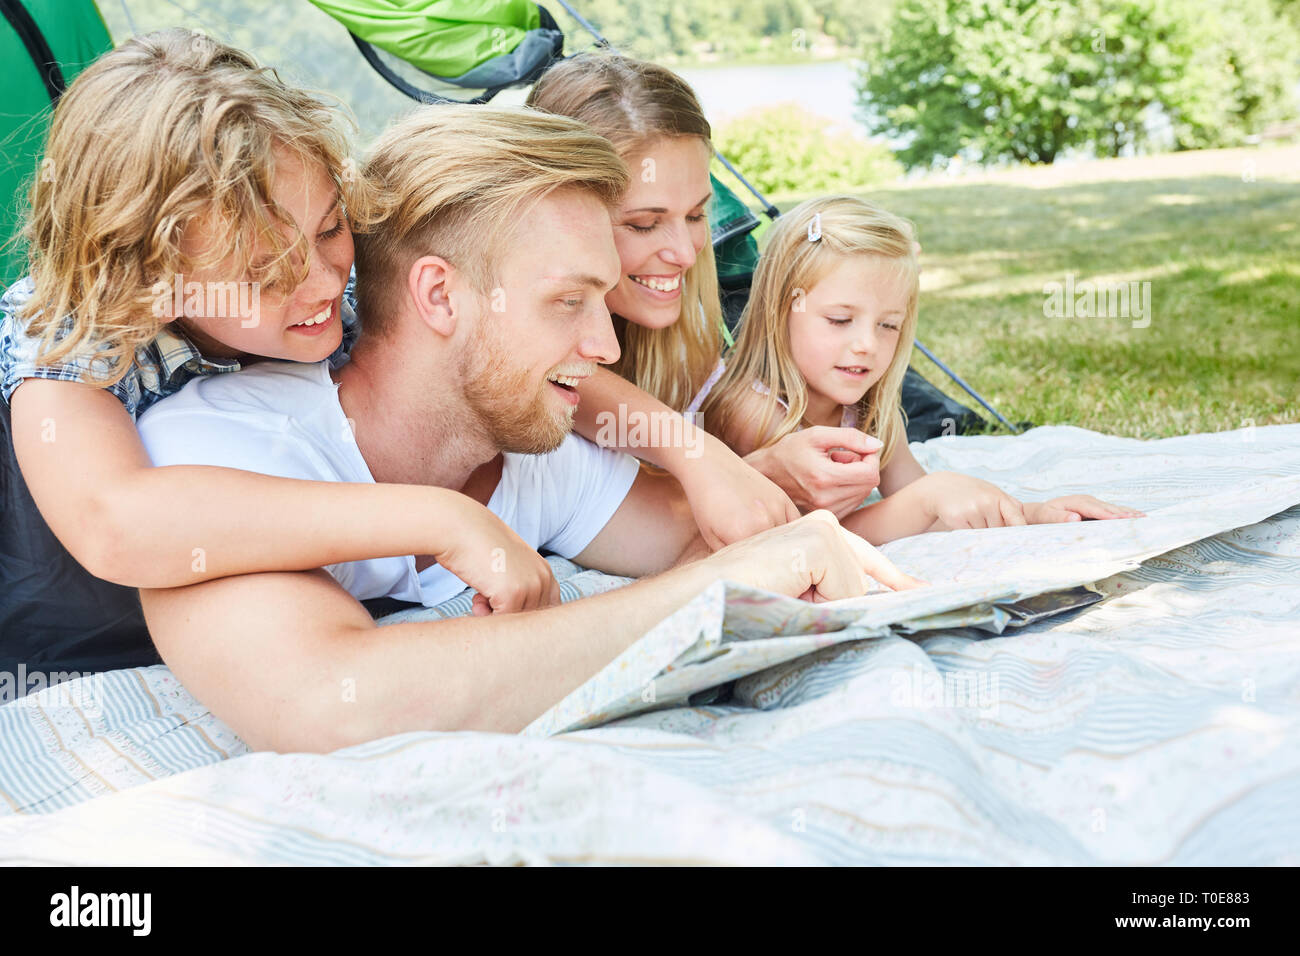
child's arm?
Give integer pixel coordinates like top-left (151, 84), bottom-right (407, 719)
top-left (848, 472), bottom-right (1144, 544)
top-left (573, 367), bottom-right (798, 550)
top-left (840, 476), bottom-right (945, 544)
top-left (877, 437), bottom-right (928, 497)
top-left (845, 471), bottom-right (1029, 543)
top-left (717, 385), bottom-right (883, 519)
top-left (876, 434), bottom-right (1143, 526)
top-left (10, 379), bottom-right (560, 611)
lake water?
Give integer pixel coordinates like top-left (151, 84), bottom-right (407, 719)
top-left (489, 60), bottom-right (867, 135)
top-left (677, 61), bottom-right (864, 132)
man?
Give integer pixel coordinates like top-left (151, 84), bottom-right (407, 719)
top-left (137, 105), bottom-right (914, 753)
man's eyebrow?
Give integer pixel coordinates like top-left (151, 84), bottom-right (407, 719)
top-left (623, 193), bottom-right (713, 216)
top-left (545, 273), bottom-right (614, 290)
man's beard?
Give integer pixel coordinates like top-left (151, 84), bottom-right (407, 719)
top-left (459, 326), bottom-right (575, 455)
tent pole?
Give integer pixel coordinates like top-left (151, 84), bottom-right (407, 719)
top-left (550, 0), bottom-right (611, 48)
top-left (913, 341), bottom-right (1021, 434)
top-left (712, 152), bottom-right (782, 221)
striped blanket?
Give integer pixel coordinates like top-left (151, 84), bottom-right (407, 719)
top-left (1, 423), bottom-right (1298, 864)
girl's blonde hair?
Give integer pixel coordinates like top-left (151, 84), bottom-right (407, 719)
top-left (702, 195), bottom-right (919, 467)
top-left (18, 28), bottom-right (369, 386)
top-left (527, 52), bottom-right (723, 412)
top-left (353, 104), bottom-right (629, 334)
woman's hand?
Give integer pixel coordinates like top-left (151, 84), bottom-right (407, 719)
top-left (679, 433), bottom-right (800, 550)
top-left (1024, 495), bottom-right (1145, 524)
top-left (434, 500), bottom-right (562, 616)
top-left (748, 427), bottom-right (883, 519)
top-left (916, 471), bottom-right (1028, 530)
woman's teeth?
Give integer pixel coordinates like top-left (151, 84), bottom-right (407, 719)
top-left (630, 274), bottom-right (681, 293)
top-left (294, 306), bottom-right (331, 327)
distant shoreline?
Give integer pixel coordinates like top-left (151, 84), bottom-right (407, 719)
top-left (660, 53), bottom-right (860, 70)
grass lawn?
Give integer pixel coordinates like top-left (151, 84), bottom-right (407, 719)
top-left (726, 145), bottom-right (1300, 439)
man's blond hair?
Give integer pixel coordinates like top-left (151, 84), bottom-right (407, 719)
top-left (353, 104), bottom-right (630, 335)
top-left (18, 29), bottom-right (368, 386)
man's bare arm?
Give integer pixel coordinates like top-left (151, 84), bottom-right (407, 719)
top-left (140, 563), bottom-right (723, 753)
top-left (140, 513), bottom-right (919, 754)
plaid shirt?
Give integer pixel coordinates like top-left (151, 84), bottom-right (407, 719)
top-left (0, 272), bottom-right (361, 418)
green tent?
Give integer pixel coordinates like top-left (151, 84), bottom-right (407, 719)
top-left (309, 0), bottom-right (564, 103)
top-left (309, 0), bottom-right (761, 298)
top-left (0, 0), bottom-right (113, 289)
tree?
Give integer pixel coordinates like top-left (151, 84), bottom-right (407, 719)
top-left (857, 0), bottom-right (1300, 169)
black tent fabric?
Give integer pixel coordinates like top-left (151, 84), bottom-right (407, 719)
top-left (0, 3), bottom-right (157, 687)
top-left (0, 402), bottom-right (160, 682)
top-left (901, 368), bottom-right (986, 442)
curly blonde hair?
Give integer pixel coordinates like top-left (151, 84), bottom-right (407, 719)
top-left (17, 29), bottom-right (371, 386)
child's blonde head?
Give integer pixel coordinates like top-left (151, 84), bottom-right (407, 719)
top-left (703, 195), bottom-right (919, 466)
top-left (18, 29), bottom-right (367, 384)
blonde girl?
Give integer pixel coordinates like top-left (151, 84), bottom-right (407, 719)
top-left (2, 30), bottom-right (559, 675)
top-left (703, 195), bottom-right (1142, 543)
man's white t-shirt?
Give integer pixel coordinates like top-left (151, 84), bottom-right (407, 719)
top-left (135, 360), bottom-right (640, 608)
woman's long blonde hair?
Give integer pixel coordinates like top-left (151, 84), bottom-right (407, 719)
top-left (17, 29), bottom-right (368, 386)
top-left (527, 52), bottom-right (723, 412)
top-left (702, 195), bottom-right (919, 467)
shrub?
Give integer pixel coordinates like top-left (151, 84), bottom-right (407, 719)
top-left (714, 103), bottom-right (902, 195)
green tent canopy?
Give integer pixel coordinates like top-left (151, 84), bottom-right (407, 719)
top-left (309, 0), bottom-right (562, 94)
top-left (0, 0), bottom-right (113, 289)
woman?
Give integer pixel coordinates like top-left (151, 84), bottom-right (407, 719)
top-left (528, 53), bottom-right (883, 530)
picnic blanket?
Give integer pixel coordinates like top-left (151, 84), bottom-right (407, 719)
top-left (1, 423), bottom-right (1298, 864)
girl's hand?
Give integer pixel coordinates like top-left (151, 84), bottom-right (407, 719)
top-left (918, 471), bottom-right (1028, 530)
top-left (434, 501), bottom-right (562, 615)
top-left (1024, 495), bottom-right (1145, 524)
top-left (680, 435), bottom-right (801, 550)
top-left (750, 427), bottom-right (884, 519)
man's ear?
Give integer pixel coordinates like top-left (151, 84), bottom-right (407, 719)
top-left (407, 255), bottom-right (457, 337)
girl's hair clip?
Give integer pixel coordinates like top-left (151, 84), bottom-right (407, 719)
top-left (807, 213), bottom-right (822, 242)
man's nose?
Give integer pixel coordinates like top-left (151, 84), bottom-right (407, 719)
top-left (579, 297), bottom-right (620, 365)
